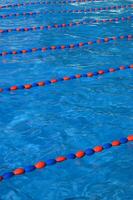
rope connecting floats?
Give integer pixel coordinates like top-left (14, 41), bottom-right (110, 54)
top-left (0, 135), bottom-right (133, 182)
top-left (0, 4), bottom-right (133, 19)
top-left (0, 34), bottom-right (132, 57)
top-left (0, 0), bottom-right (104, 9)
top-left (0, 64), bottom-right (133, 93)
top-left (1, 16), bottom-right (133, 34)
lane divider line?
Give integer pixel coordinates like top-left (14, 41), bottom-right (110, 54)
top-left (0, 16), bottom-right (133, 34)
top-left (0, 0), bottom-right (104, 9)
top-left (0, 64), bottom-right (133, 93)
top-left (0, 135), bottom-right (133, 182)
top-left (0, 34), bottom-right (132, 57)
top-left (0, 4), bottom-right (133, 19)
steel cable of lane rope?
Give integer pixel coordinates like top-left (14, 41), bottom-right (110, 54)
top-left (0, 64), bottom-right (133, 93)
top-left (0, 0), bottom-right (105, 9)
top-left (0, 15), bottom-right (133, 34)
top-left (0, 4), bottom-right (133, 19)
top-left (0, 135), bottom-right (133, 182)
top-left (0, 34), bottom-right (133, 57)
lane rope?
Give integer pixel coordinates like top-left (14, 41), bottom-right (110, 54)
top-left (0, 4), bottom-right (133, 19)
top-left (0, 0), bottom-right (104, 9)
top-left (0, 34), bottom-right (132, 57)
top-left (0, 64), bottom-right (133, 93)
top-left (0, 15), bottom-right (133, 34)
top-left (0, 134), bottom-right (133, 182)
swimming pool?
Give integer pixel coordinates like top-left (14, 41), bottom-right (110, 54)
top-left (0, 0), bottom-right (133, 199)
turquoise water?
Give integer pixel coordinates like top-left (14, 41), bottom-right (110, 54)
top-left (0, 0), bottom-right (133, 199)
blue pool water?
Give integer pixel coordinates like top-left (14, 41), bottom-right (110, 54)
top-left (0, 0), bottom-right (133, 199)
